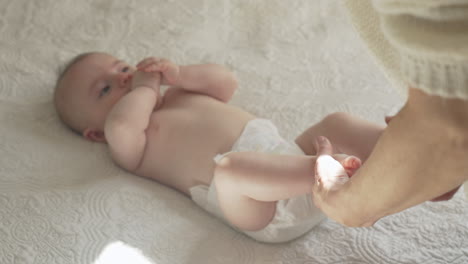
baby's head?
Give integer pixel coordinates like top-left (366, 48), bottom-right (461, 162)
top-left (54, 52), bottom-right (135, 142)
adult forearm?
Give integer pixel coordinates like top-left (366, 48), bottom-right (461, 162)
top-left (326, 89), bottom-right (468, 227)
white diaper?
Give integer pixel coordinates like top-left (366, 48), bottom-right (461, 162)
top-left (190, 119), bottom-right (326, 243)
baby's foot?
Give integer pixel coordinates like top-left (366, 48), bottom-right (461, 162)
top-left (341, 156), bottom-right (362, 177)
top-left (315, 154), bottom-right (362, 191)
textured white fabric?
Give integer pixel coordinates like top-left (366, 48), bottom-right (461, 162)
top-left (192, 119), bottom-right (326, 243)
top-left (1, 0), bottom-right (467, 263)
top-left (465, 182), bottom-right (468, 199)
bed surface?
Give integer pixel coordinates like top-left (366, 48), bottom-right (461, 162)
top-left (1, 0), bottom-right (467, 263)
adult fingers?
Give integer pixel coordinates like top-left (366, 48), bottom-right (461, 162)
top-left (340, 156), bottom-right (361, 171)
top-left (327, 154), bottom-right (361, 177)
top-left (385, 115), bottom-right (394, 125)
top-left (430, 185), bottom-right (461, 202)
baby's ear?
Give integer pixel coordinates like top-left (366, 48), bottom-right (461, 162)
top-left (83, 128), bottom-right (106, 143)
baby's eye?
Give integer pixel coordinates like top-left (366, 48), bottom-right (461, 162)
top-left (122, 66), bottom-right (129, 72)
top-left (99, 85), bottom-right (111, 97)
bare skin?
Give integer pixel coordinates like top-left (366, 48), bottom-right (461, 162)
top-left (214, 113), bottom-right (381, 230)
top-left (56, 52), bottom-right (373, 232)
top-left (57, 53), bottom-right (254, 195)
top-left (312, 88), bottom-right (468, 227)
top-left (132, 89), bottom-right (254, 194)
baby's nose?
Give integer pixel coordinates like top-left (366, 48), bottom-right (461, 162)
top-left (117, 73), bottom-right (132, 88)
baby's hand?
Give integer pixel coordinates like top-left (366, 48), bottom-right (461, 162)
top-left (136, 57), bottom-right (180, 86)
top-left (131, 70), bottom-right (163, 109)
top-left (131, 69), bottom-right (161, 91)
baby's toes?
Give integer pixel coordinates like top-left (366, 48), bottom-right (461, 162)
top-left (342, 156), bottom-right (361, 170)
top-left (342, 156), bottom-right (361, 177)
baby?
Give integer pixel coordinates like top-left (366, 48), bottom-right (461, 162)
top-left (54, 52), bottom-right (383, 243)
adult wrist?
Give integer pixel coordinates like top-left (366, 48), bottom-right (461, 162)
top-left (404, 88), bottom-right (468, 133)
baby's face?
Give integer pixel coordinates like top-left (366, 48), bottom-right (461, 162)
top-left (59, 53), bottom-right (135, 138)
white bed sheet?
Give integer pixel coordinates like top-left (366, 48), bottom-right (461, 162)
top-left (0, 0), bottom-right (467, 263)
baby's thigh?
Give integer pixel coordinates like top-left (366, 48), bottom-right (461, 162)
top-left (296, 112), bottom-right (384, 161)
top-left (214, 169), bottom-right (277, 231)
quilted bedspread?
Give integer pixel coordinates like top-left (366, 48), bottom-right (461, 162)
top-left (0, 0), bottom-right (467, 263)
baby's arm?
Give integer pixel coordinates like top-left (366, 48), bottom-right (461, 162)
top-left (104, 71), bottom-right (161, 171)
top-left (137, 57), bottom-right (238, 102)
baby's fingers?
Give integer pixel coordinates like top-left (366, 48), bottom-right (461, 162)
top-left (140, 64), bottom-right (160, 73)
top-left (136, 57), bottom-right (161, 69)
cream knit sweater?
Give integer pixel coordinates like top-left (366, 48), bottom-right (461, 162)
top-left (344, 0), bottom-right (468, 199)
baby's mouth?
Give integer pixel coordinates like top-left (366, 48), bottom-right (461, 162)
top-left (123, 75), bottom-right (133, 92)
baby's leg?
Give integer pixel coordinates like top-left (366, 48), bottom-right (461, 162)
top-left (295, 112), bottom-right (385, 162)
top-left (213, 152), bottom-right (360, 231)
top-left (214, 152), bottom-right (315, 231)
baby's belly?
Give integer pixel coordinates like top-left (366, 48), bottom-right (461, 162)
top-left (136, 109), bottom-right (254, 195)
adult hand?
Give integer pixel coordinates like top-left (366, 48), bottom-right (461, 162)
top-left (311, 89), bottom-right (468, 227)
top-left (312, 136), bottom-right (376, 227)
top-left (314, 137), bottom-right (362, 190)
top-left (312, 136), bottom-right (375, 226)
top-left (313, 134), bottom-right (461, 215)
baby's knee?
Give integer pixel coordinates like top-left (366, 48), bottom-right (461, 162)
top-left (323, 112), bottom-right (352, 122)
top-left (213, 156), bottom-right (236, 189)
top-left (321, 112), bottom-right (353, 127)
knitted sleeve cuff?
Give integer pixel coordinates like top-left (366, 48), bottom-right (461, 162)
top-left (344, 0), bottom-right (468, 100)
top-left (401, 55), bottom-right (468, 99)
top-left (376, 0), bottom-right (468, 99)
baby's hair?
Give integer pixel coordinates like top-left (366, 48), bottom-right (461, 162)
top-left (54, 52), bottom-right (96, 134)
top-left (55, 52), bottom-right (96, 86)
